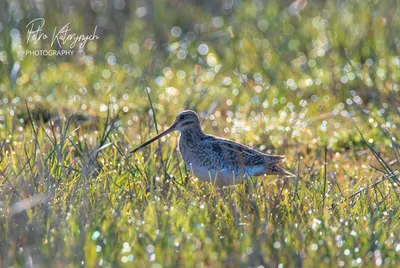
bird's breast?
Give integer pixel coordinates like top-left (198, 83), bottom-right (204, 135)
top-left (179, 148), bottom-right (247, 186)
top-left (186, 163), bottom-right (247, 186)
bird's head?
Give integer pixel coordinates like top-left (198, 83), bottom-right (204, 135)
top-left (130, 110), bottom-right (201, 154)
top-left (172, 110), bottom-right (201, 131)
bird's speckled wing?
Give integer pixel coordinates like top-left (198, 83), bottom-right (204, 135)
top-left (202, 135), bottom-right (284, 168)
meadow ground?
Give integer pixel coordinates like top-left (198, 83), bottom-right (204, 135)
top-left (0, 0), bottom-right (400, 267)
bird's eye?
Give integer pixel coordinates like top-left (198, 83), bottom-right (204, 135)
top-left (179, 114), bottom-right (185, 120)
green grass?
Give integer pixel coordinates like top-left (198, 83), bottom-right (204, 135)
top-left (0, 0), bottom-right (400, 267)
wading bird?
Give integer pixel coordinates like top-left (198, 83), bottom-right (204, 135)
top-left (131, 110), bottom-right (293, 186)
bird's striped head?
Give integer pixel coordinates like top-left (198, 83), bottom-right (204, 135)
top-left (173, 110), bottom-right (201, 131)
top-left (130, 110), bottom-right (201, 154)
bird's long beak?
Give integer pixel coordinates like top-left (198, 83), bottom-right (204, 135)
top-left (130, 123), bottom-right (176, 154)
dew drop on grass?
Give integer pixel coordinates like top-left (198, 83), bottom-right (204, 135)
top-left (92, 231), bottom-right (100, 240)
top-left (198, 44), bottom-right (209, 55)
top-left (177, 50), bottom-right (187, 60)
top-left (146, 245), bottom-right (155, 253)
top-left (171, 26), bottom-right (182, 38)
top-left (122, 242), bottom-right (131, 253)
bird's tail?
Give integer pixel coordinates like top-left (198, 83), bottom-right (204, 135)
top-left (269, 155), bottom-right (295, 177)
top-left (273, 165), bottom-right (296, 177)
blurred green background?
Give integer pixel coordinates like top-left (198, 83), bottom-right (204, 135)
top-left (1, 0), bottom-right (399, 151)
top-left (1, 0), bottom-right (399, 119)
